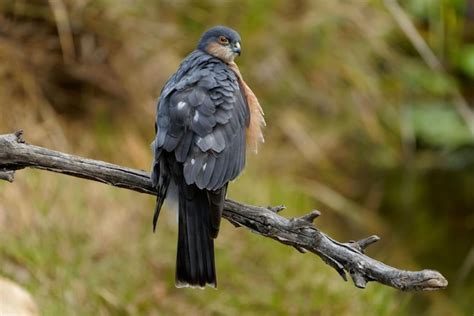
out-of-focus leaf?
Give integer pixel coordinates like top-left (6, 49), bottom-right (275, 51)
top-left (401, 63), bottom-right (455, 95)
top-left (410, 103), bottom-right (473, 148)
top-left (457, 44), bottom-right (474, 79)
top-left (405, 0), bottom-right (439, 20)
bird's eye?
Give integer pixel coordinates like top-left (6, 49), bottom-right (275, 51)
top-left (218, 36), bottom-right (229, 45)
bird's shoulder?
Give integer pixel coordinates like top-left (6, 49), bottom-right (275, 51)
top-left (156, 50), bottom-right (247, 133)
top-left (162, 50), bottom-right (239, 96)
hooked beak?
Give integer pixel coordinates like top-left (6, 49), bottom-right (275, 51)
top-left (232, 42), bottom-right (241, 56)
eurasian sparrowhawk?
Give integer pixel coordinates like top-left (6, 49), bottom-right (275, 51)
top-left (151, 26), bottom-right (264, 288)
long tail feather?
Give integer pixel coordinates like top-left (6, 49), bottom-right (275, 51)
top-left (153, 162), bottom-right (170, 232)
top-left (176, 182), bottom-right (216, 288)
top-left (207, 185), bottom-right (227, 239)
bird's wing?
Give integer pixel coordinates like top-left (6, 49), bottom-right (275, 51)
top-left (152, 60), bottom-right (249, 191)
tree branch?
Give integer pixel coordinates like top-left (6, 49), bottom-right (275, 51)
top-left (0, 130), bottom-right (448, 291)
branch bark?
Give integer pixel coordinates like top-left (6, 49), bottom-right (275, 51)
top-left (0, 130), bottom-right (448, 291)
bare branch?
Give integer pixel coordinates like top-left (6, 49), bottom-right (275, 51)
top-left (268, 205), bottom-right (286, 213)
top-left (0, 170), bottom-right (14, 182)
top-left (348, 235), bottom-right (381, 254)
top-left (0, 131), bottom-right (448, 291)
top-left (295, 210), bottom-right (321, 224)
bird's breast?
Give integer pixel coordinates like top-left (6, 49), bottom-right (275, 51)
top-left (227, 62), bottom-right (265, 153)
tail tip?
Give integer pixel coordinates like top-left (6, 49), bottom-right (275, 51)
top-left (175, 280), bottom-right (217, 289)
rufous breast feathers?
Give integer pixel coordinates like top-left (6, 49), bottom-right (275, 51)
top-left (228, 62), bottom-right (265, 153)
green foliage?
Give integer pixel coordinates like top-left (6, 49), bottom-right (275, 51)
top-left (457, 44), bottom-right (474, 78)
top-left (410, 103), bottom-right (473, 148)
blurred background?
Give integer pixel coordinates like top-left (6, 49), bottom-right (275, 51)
top-left (0, 0), bottom-right (473, 315)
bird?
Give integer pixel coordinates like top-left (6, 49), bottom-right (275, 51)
top-left (151, 26), bottom-right (265, 288)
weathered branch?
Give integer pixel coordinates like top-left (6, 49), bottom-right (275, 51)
top-left (0, 131), bottom-right (448, 291)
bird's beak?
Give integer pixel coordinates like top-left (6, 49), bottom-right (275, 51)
top-left (232, 42), bottom-right (241, 56)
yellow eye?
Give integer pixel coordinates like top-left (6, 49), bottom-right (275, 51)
top-left (218, 36), bottom-right (229, 45)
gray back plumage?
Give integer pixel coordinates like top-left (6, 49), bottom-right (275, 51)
top-left (152, 50), bottom-right (249, 191)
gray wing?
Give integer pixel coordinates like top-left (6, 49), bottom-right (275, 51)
top-left (152, 62), bottom-right (249, 191)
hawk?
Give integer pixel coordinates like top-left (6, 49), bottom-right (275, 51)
top-left (151, 26), bottom-right (264, 288)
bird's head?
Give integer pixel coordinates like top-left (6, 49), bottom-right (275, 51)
top-left (197, 26), bottom-right (241, 63)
